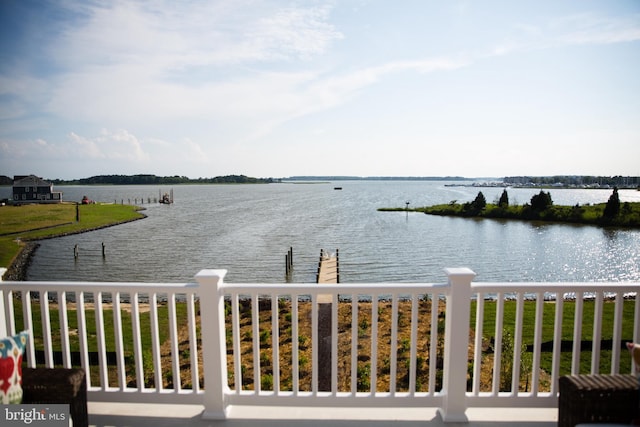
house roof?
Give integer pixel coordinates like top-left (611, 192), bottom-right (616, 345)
top-left (13, 175), bottom-right (52, 187)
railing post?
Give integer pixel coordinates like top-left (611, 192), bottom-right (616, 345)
top-left (439, 267), bottom-right (476, 423)
top-left (0, 268), bottom-right (7, 337)
top-left (196, 269), bottom-right (229, 420)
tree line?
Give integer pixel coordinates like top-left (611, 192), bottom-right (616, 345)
top-left (503, 175), bottom-right (639, 188)
top-left (47, 174), bottom-right (276, 185)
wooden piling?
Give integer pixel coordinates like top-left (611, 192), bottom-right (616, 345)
top-left (285, 247), bottom-right (294, 276)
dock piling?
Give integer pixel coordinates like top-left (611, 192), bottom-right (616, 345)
top-left (285, 247), bottom-right (294, 277)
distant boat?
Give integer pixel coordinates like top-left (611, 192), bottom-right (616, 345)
top-left (334, 187), bottom-right (342, 190)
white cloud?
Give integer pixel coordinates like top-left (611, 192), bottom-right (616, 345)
top-left (247, 5), bottom-right (344, 60)
top-left (488, 12), bottom-right (640, 57)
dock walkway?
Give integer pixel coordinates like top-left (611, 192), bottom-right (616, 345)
top-left (316, 249), bottom-right (339, 284)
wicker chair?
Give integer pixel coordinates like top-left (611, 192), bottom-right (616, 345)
top-left (558, 374), bottom-right (640, 427)
top-left (21, 367), bottom-right (88, 427)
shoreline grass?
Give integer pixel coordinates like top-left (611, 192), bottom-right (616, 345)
top-left (0, 203), bottom-right (145, 268)
top-left (379, 201), bottom-right (640, 228)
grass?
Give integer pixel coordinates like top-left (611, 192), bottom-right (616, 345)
top-left (11, 296), bottom-right (194, 389)
top-left (379, 201), bottom-right (640, 228)
top-left (0, 203), bottom-right (145, 267)
top-left (473, 299), bottom-right (636, 380)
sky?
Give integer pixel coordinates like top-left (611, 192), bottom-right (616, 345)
top-left (1, 1), bottom-right (639, 180)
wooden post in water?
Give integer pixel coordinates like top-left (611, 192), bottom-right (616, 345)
top-left (336, 248), bottom-right (340, 283)
top-left (102, 242), bottom-right (106, 258)
top-left (74, 244), bottom-right (79, 259)
top-left (285, 247), bottom-right (294, 276)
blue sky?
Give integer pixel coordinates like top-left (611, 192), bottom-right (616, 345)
top-left (1, 0), bottom-right (639, 179)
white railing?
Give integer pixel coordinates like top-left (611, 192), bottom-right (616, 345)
top-left (1, 268), bottom-right (638, 423)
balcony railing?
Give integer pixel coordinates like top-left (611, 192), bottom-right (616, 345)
top-left (1, 267), bottom-right (638, 422)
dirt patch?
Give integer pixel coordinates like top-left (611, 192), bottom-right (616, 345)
top-left (153, 299), bottom-right (545, 393)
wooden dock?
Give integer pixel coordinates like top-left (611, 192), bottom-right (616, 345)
top-left (316, 249), bottom-right (339, 284)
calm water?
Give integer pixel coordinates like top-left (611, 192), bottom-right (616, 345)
top-left (3, 182), bottom-right (639, 284)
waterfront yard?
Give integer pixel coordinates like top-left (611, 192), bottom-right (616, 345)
top-left (0, 203), bottom-right (145, 267)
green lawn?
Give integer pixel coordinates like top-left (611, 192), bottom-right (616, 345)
top-left (11, 297), bottom-right (196, 388)
top-left (472, 299), bottom-right (636, 378)
top-left (0, 203), bottom-right (145, 267)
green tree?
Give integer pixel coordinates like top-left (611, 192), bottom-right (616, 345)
top-left (530, 190), bottom-right (553, 212)
top-left (464, 191), bottom-right (486, 216)
top-left (472, 191), bottom-right (486, 211)
top-left (498, 189), bottom-right (509, 208)
top-left (602, 187), bottom-right (620, 220)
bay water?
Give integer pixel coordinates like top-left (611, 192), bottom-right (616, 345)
top-left (4, 181), bottom-right (639, 284)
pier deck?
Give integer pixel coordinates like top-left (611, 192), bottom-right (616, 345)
top-left (316, 249), bottom-right (339, 304)
top-left (316, 251), bottom-right (338, 284)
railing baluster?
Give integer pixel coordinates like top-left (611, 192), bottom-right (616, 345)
top-left (531, 292), bottom-right (544, 395)
top-left (59, 291), bottom-right (71, 368)
top-left (390, 293), bottom-right (398, 395)
top-left (271, 293), bottom-right (280, 393)
top-left (22, 291), bottom-right (36, 368)
top-left (331, 293), bottom-right (338, 395)
top-left (311, 294), bottom-right (318, 395)
top-left (1, 289), bottom-right (15, 336)
top-left (188, 292), bottom-right (199, 392)
top-left (492, 292), bottom-right (504, 396)
top-left (231, 292), bottom-right (241, 393)
top-left (611, 292), bottom-right (623, 374)
top-left (168, 293), bottom-right (180, 391)
top-left (572, 291), bottom-right (584, 374)
top-left (428, 294), bottom-right (438, 395)
top-left (591, 291), bottom-right (604, 373)
top-left (130, 292), bottom-right (144, 391)
top-left (41, 290), bottom-right (53, 368)
top-left (472, 293), bottom-right (484, 395)
top-left (95, 291), bottom-right (109, 388)
top-left (76, 291), bottom-right (90, 387)
top-left (350, 294), bottom-right (358, 395)
top-left (551, 291), bottom-right (564, 394)
top-left (512, 292), bottom-right (524, 395)
top-left (150, 292), bottom-right (162, 391)
top-left (370, 293), bottom-right (378, 394)
top-left (292, 294), bottom-right (299, 394)
top-left (252, 293), bottom-right (260, 394)
top-left (113, 291), bottom-right (126, 390)
top-left (409, 293), bottom-right (418, 395)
